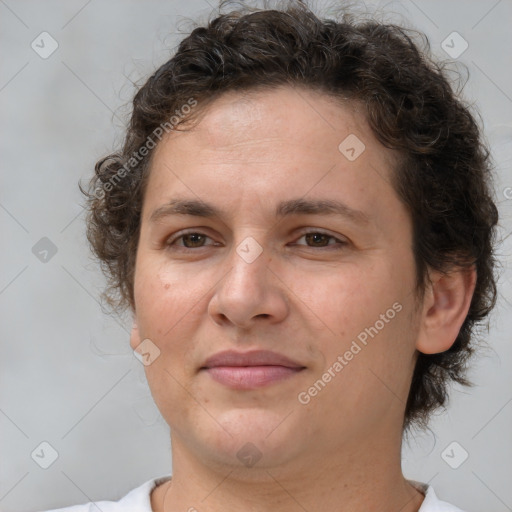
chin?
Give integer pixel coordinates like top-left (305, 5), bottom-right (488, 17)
top-left (190, 408), bottom-right (309, 469)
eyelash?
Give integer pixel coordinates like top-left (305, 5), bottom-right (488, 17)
top-left (165, 229), bottom-right (348, 251)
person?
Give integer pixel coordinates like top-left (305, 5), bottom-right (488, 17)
top-left (41, 0), bottom-right (499, 510)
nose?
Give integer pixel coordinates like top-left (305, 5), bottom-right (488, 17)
top-left (207, 239), bottom-right (290, 329)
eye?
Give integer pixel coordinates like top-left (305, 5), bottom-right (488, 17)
top-left (165, 229), bottom-right (348, 251)
top-left (166, 231), bottom-right (216, 249)
top-left (293, 230), bottom-right (347, 249)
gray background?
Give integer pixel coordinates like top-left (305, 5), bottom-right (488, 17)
top-left (1, 0), bottom-right (511, 511)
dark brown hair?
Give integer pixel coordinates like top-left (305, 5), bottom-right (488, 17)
top-left (81, 0), bottom-right (499, 430)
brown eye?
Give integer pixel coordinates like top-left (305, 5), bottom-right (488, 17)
top-left (304, 233), bottom-right (332, 247)
top-left (180, 233), bottom-right (208, 248)
top-left (166, 231), bottom-right (215, 250)
top-left (295, 231), bottom-right (347, 249)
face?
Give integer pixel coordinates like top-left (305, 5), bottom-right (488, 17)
top-left (130, 86), bottom-right (422, 472)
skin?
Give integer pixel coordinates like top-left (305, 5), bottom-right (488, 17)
top-left (128, 86), bottom-right (476, 512)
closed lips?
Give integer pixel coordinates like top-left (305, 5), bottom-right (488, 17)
top-left (200, 350), bottom-right (306, 390)
top-left (200, 349), bottom-right (306, 369)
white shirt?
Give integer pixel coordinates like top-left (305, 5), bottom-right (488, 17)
top-left (38, 475), bottom-right (466, 512)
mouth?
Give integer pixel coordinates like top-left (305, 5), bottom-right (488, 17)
top-left (200, 350), bottom-right (306, 390)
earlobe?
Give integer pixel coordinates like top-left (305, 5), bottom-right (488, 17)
top-left (415, 266), bottom-right (477, 355)
top-left (130, 321), bottom-right (141, 351)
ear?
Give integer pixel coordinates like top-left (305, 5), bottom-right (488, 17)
top-left (415, 265), bottom-right (477, 354)
top-left (130, 320), bottom-right (142, 351)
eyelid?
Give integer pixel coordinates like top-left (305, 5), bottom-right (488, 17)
top-left (165, 228), bottom-right (348, 249)
top-left (293, 228), bottom-right (348, 247)
top-left (165, 228), bottom-right (217, 247)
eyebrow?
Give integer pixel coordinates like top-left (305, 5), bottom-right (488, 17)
top-left (149, 197), bottom-right (370, 225)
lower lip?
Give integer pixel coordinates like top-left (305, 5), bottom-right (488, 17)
top-left (203, 366), bottom-right (304, 389)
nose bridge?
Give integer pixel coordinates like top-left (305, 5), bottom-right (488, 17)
top-left (208, 234), bottom-right (289, 327)
top-left (225, 234), bottom-right (269, 294)
top-left (234, 234), bottom-right (266, 267)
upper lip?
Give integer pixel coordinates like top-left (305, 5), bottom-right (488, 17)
top-left (201, 350), bottom-right (305, 369)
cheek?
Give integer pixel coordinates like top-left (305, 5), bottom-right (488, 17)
top-left (293, 259), bottom-right (414, 366)
top-left (133, 261), bottom-right (210, 382)
top-left (285, 262), bottom-right (384, 334)
top-left (305, 304), bottom-right (416, 426)
top-left (135, 268), bottom-right (200, 409)
top-left (134, 259), bottom-right (199, 335)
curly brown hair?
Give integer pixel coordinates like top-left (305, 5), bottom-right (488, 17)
top-left (80, 0), bottom-right (499, 430)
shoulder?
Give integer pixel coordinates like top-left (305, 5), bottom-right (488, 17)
top-left (409, 480), bottom-right (467, 512)
top-left (36, 474), bottom-right (172, 512)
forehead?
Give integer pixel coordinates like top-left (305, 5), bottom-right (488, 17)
top-left (142, 86), bottom-right (402, 225)
top-left (183, 86), bottom-right (368, 153)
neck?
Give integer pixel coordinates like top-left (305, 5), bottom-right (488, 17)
top-left (151, 429), bottom-right (424, 512)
